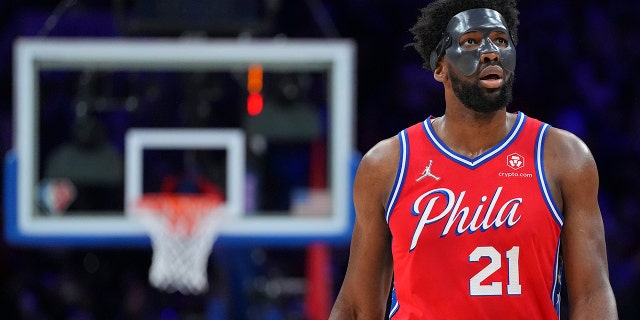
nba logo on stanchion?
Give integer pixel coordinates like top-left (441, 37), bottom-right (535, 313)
top-left (507, 153), bottom-right (524, 170)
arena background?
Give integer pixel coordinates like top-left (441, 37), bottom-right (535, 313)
top-left (1, 0), bottom-right (638, 319)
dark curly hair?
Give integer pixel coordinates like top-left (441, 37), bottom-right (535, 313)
top-left (409, 0), bottom-right (520, 71)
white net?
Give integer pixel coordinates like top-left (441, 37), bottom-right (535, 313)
top-left (133, 194), bottom-right (225, 295)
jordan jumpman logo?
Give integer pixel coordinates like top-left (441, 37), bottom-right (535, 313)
top-left (416, 160), bottom-right (441, 181)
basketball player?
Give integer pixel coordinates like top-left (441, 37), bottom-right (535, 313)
top-left (329, 0), bottom-right (618, 318)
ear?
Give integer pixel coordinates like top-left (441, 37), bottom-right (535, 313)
top-left (433, 61), bottom-right (446, 83)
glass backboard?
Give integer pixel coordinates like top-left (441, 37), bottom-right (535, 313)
top-left (5, 38), bottom-right (357, 247)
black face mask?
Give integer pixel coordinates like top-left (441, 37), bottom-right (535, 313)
top-left (430, 8), bottom-right (516, 76)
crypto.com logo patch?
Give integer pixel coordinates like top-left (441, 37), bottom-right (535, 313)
top-left (507, 153), bottom-right (525, 170)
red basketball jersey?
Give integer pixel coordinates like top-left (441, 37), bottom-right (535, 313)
top-left (386, 113), bottom-right (563, 319)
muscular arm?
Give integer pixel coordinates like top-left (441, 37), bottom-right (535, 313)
top-left (329, 138), bottom-right (398, 319)
top-left (545, 128), bottom-right (618, 319)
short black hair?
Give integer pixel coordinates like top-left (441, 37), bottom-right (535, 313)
top-left (409, 0), bottom-right (520, 71)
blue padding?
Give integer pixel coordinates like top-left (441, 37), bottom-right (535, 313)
top-left (4, 150), bottom-right (20, 244)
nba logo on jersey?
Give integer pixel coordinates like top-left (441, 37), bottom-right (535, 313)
top-left (507, 153), bottom-right (524, 170)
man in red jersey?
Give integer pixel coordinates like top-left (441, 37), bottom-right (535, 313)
top-left (329, 0), bottom-right (618, 319)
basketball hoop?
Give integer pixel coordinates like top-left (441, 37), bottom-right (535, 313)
top-left (132, 193), bottom-right (225, 295)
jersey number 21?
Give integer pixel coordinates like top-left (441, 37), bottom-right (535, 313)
top-left (469, 246), bottom-right (522, 296)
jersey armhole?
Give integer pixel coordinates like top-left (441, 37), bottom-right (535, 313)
top-left (385, 130), bottom-right (409, 223)
top-left (535, 123), bottom-right (565, 227)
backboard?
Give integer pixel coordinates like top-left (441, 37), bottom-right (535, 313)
top-left (5, 38), bottom-right (357, 247)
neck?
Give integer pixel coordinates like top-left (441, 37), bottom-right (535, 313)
top-left (432, 105), bottom-right (514, 159)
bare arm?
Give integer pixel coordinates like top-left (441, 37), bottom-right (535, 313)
top-left (545, 128), bottom-right (618, 319)
top-left (329, 138), bottom-right (398, 319)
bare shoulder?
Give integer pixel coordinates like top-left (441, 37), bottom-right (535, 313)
top-left (360, 136), bottom-right (400, 169)
top-left (544, 126), bottom-right (597, 174)
top-left (543, 126), bottom-right (599, 214)
top-left (355, 136), bottom-right (401, 208)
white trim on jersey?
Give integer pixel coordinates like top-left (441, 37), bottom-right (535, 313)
top-left (423, 112), bottom-right (526, 169)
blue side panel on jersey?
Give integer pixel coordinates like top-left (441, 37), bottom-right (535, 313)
top-left (552, 241), bottom-right (563, 317)
top-left (3, 149), bottom-right (359, 248)
top-left (388, 285), bottom-right (399, 318)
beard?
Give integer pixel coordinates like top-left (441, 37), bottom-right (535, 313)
top-left (449, 66), bottom-right (515, 114)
